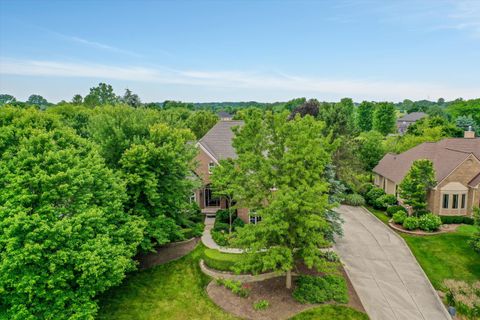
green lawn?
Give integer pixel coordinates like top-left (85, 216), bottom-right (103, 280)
top-left (98, 244), bottom-right (369, 319)
top-left (401, 225), bottom-right (480, 289)
top-left (363, 207), bottom-right (480, 290)
top-left (290, 305), bottom-right (369, 320)
top-left (97, 244), bottom-right (238, 320)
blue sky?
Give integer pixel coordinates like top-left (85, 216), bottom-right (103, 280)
top-left (1, 0), bottom-right (479, 103)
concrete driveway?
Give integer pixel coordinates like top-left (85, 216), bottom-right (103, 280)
top-left (334, 205), bottom-right (451, 320)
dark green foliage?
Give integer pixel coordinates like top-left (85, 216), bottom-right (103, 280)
top-left (0, 94), bottom-right (16, 105)
top-left (216, 209), bottom-right (231, 223)
top-left (418, 214), bottom-right (442, 232)
top-left (358, 183), bottom-right (374, 196)
top-left (372, 102), bottom-right (396, 135)
top-left (470, 208), bottom-right (480, 254)
top-left (356, 101), bottom-right (375, 132)
top-left (211, 230), bottom-right (229, 246)
top-left (440, 216), bottom-right (474, 225)
top-left (0, 108), bottom-right (144, 319)
top-left (357, 130), bottom-right (385, 171)
top-left (288, 98), bottom-right (319, 120)
top-left (233, 217), bottom-right (245, 229)
top-left (365, 187), bottom-right (385, 205)
top-left (84, 82), bottom-right (119, 106)
top-left (290, 305), bottom-right (368, 320)
top-left (386, 205), bottom-right (407, 217)
top-left (343, 194), bottom-right (365, 206)
top-left (213, 222), bottom-right (230, 233)
top-left (374, 194), bottom-right (397, 210)
top-left (293, 275), bottom-right (348, 304)
top-left (392, 211), bottom-right (407, 224)
top-left (26, 94), bottom-right (49, 107)
top-left (403, 217), bottom-right (419, 230)
top-left (399, 159), bottom-right (436, 215)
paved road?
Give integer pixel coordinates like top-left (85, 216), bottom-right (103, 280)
top-left (334, 205), bottom-right (451, 320)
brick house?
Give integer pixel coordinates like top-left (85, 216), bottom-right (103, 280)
top-left (192, 120), bottom-right (252, 223)
top-left (396, 112), bottom-right (427, 134)
top-left (373, 130), bottom-right (480, 216)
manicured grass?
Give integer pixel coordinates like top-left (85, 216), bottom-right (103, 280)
top-left (290, 305), bottom-right (369, 320)
top-left (203, 248), bottom-right (244, 271)
top-left (97, 244), bottom-right (238, 320)
top-left (365, 206), bottom-right (390, 224)
top-left (401, 225), bottom-right (480, 289)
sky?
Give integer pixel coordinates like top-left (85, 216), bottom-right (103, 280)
top-left (1, 0), bottom-right (479, 103)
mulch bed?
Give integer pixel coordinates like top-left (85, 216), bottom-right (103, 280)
top-left (135, 237), bottom-right (200, 270)
top-left (388, 221), bottom-right (460, 236)
top-left (206, 264), bottom-right (365, 320)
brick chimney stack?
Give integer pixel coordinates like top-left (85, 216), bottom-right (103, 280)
top-left (464, 125), bottom-right (475, 139)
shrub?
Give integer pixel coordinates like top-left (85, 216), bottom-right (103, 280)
top-left (418, 213), bottom-right (442, 232)
top-left (211, 230), bottom-right (229, 246)
top-left (469, 233), bottom-right (480, 254)
top-left (203, 249), bottom-right (241, 271)
top-left (216, 279), bottom-right (250, 298)
top-left (365, 187), bottom-right (386, 206)
top-left (392, 211), bottom-right (407, 224)
top-left (440, 216), bottom-right (475, 225)
top-left (386, 205), bottom-right (407, 217)
top-left (343, 194), bottom-right (366, 206)
top-left (232, 217), bottom-right (245, 230)
top-left (215, 209), bottom-right (231, 223)
top-left (403, 217), bottom-right (419, 230)
top-left (213, 222), bottom-right (229, 233)
top-left (374, 194), bottom-right (397, 210)
top-left (293, 275), bottom-right (348, 304)
top-left (358, 183), bottom-right (374, 196)
top-left (443, 279), bottom-right (480, 319)
top-left (253, 299), bottom-right (269, 311)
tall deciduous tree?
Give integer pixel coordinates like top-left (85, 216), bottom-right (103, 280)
top-left (0, 108), bottom-right (144, 319)
top-left (71, 94), bottom-right (83, 105)
top-left (84, 83), bottom-right (118, 107)
top-left (373, 102), bottom-right (396, 135)
top-left (211, 158), bottom-right (238, 233)
top-left (122, 88), bottom-right (142, 108)
top-left (186, 110), bottom-right (219, 139)
top-left (356, 101), bottom-right (375, 132)
top-left (231, 111), bottom-right (340, 288)
top-left (399, 159), bottom-right (436, 215)
top-left (0, 94), bottom-right (16, 105)
top-left (27, 94), bottom-right (48, 106)
top-left (318, 98), bottom-right (356, 138)
top-left (357, 130), bottom-right (385, 172)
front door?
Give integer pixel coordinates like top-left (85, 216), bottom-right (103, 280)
top-left (204, 185), bottom-right (220, 207)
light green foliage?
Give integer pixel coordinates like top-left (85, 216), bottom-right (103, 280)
top-left (120, 124), bottom-right (197, 251)
top-left (293, 275), bottom-right (348, 304)
top-left (356, 101), bottom-right (375, 132)
top-left (84, 82), bottom-right (119, 106)
top-left (46, 104), bottom-right (92, 138)
top-left (403, 216), bottom-right (419, 230)
top-left (343, 194), bottom-right (365, 206)
top-left (399, 159), bottom-right (436, 215)
top-left (374, 194), bottom-right (397, 210)
top-left (203, 248), bottom-right (244, 272)
top-left (231, 111), bottom-right (340, 285)
top-left (71, 93), bottom-right (83, 105)
top-left (373, 102), bottom-right (396, 135)
top-left (186, 109), bottom-right (219, 138)
top-left (216, 279), bottom-right (250, 297)
top-left (0, 108), bottom-right (144, 319)
top-left (418, 213), bottom-right (442, 232)
top-left (447, 98), bottom-right (480, 126)
top-left (211, 159), bottom-right (238, 233)
top-left (356, 130), bottom-right (385, 171)
top-left (253, 299), bottom-right (269, 311)
top-left (291, 305), bottom-right (369, 320)
top-left (318, 98), bottom-right (356, 137)
top-left (470, 207), bottom-right (480, 254)
top-left (365, 187), bottom-right (385, 206)
top-left (386, 205), bottom-right (407, 216)
top-left (392, 211), bottom-right (407, 224)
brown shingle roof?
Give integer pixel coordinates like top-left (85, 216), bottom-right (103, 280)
top-left (373, 138), bottom-right (480, 184)
top-left (397, 112), bottom-right (427, 123)
top-left (197, 120), bottom-right (243, 161)
top-left (469, 173), bottom-right (480, 187)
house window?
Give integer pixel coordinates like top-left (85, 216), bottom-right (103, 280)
top-left (189, 192), bottom-right (196, 204)
top-left (442, 194), bottom-right (449, 209)
top-left (249, 214), bottom-right (262, 224)
top-left (461, 194), bottom-right (466, 209)
top-left (452, 194), bottom-right (459, 209)
top-left (208, 162), bottom-right (215, 174)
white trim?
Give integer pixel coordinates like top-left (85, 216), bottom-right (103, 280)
top-left (195, 142), bottom-right (219, 165)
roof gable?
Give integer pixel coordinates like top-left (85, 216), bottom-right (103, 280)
top-left (197, 120), bottom-right (243, 161)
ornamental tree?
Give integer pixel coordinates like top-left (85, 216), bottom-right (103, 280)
top-left (211, 158), bottom-right (239, 233)
top-left (399, 159), bottom-right (436, 215)
top-left (0, 108), bottom-right (144, 319)
top-left (231, 110), bottom-right (341, 288)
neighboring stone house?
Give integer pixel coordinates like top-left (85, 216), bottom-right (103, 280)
top-left (193, 120), bottom-right (252, 223)
top-left (373, 130), bottom-right (480, 216)
top-left (396, 112), bottom-right (427, 134)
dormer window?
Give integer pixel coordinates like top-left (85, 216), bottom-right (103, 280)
top-left (208, 162), bottom-right (216, 174)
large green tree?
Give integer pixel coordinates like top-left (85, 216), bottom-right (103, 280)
top-left (231, 111), bottom-right (340, 288)
top-left (373, 102), bottom-right (396, 135)
top-left (211, 158), bottom-right (239, 233)
top-left (399, 159), bottom-right (436, 215)
top-left (318, 98), bottom-right (356, 138)
top-left (357, 130), bottom-right (385, 172)
top-left (186, 110), bottom-right (219, 139)
top-left (0, 94), bottom-right (16, 105)
top-left (26, 94), bottom-right (48, 107)
top-left (84, 83), bottom-right (119, 107)
top-left (122, 88), bottom-right (142, 108)
top-left (356, 101), bottom-right (375, 132)
top-left (0, 108), bottom-right (144, 319)
top-left (447, 98), bottom-right (480, 125)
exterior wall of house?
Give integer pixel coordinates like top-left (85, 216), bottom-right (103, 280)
top-left (430, 155), bottom-right (480, 216)
top-left (237, 207), bottom-right (250, 223)
top-left (374, 174), bottom-right (397, 195)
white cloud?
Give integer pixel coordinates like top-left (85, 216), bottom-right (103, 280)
top-left (0, 58), bottom-right (478, 101)
top-left (68, 36), bottom-right (143, 57)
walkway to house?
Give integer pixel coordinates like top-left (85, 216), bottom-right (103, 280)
top-left (334, 205), bottom-right (451, 320)
top-left (201, 216), bottom-right (244, 254)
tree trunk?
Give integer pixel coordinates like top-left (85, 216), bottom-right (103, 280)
top-left (286, 269), bottom-right (292, 289)
top-left (228, 199), bottom-right (232, 234)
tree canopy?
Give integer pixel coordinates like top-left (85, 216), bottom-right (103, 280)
top-left (399, 159), bottom-right (436, 215)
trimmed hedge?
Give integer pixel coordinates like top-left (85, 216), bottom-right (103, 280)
top-left (203, 248), bottom-right (242, 271)
top-left (418, 214), bottom-right (442, 232)
top-left (440, 216), bottom-right (474, 225)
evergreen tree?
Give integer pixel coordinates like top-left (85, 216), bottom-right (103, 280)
top-left (399, 159), bottom-right (436, 215)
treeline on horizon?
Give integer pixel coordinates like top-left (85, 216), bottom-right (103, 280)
top-left (1, 82), bottom-right (480, 116)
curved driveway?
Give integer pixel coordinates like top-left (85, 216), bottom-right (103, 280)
top-left (334, 205), bottom-right (451, 320)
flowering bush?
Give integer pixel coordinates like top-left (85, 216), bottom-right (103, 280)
top-left (418, 213), bottom-right (442, 232)
top-left (444, 279), bottom-right (480, 319)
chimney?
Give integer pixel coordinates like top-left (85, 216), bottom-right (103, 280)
top-left (464, 125), bottom-right (475, 139)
